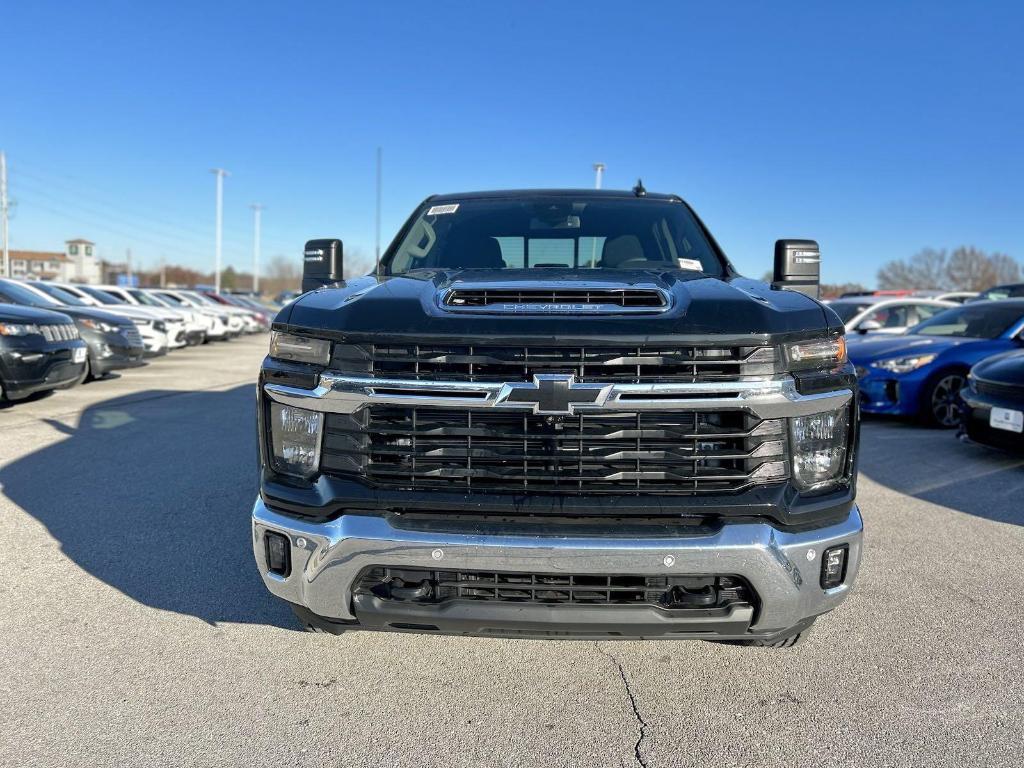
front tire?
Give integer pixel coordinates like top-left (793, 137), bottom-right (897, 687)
top-left (921, 371), bottom-right (967, 428)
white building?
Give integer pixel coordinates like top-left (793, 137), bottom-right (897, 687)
top-left (65, 238), bottom-right (102, 284)
top-left (5, 238), bottom-right (102, 283)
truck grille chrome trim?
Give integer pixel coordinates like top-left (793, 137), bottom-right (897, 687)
top-left (264, 373), bottom-right (851, 420)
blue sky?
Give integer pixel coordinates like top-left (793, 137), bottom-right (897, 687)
top-left (3, 1), bottom-right (1022, 285)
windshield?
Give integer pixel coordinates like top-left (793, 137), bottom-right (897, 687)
top-left (911, 304), bottom-right (1024, 338)
top-left (28, 282), bottom-right (89, 306)
top-left (130, 289), bottom-right (169, 308)
top-left (77, 285), bottom-right (126, 305)
top-left (0, 280), bottom-right (63, 308)
top-left (383, 197), bottom-right (724, 276)
top-left (830, 302), bottom-right (871, 323)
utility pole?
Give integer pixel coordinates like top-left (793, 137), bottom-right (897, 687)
top-left (250, 203), bottom-right (264, 294)
top-left (1, 151), bottom-right (9, 278)
top-left (210, 168), bottom-right (229, 293)
top-left (160, 255), bottom-right (166, 288)
top-left (126, 248), bottom-right (133, 284)
top-left (593, 162), bottom-right (605, 190)
top-left (375, 146), bottom-right (382, 275)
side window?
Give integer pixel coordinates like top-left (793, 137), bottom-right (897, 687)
top-left (495, 237), bottom-right (525, 268)
top-left (528, 239), bottom-right (574, 268)
top-left (863, 305), bottom-right (910, 328)
top-left (913, 304), bottom-right (945, 322)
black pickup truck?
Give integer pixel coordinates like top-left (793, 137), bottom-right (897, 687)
top-left (252, 188), bottom-right (862, 646)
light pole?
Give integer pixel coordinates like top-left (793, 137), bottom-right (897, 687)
top-left (250, 203), bottom-right (264, 294)
top-left (1, 151), bottom-right (9, 278)
top-left (210, 168), bottom-right (229, 292)
top-left (593, 162), bottom-right (605, 190)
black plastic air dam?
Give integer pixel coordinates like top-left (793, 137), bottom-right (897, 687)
top-left (350, 596), bottom-right (756, 639)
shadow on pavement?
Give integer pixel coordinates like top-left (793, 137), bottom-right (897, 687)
top-left (0, 385), bottom-right (294, 629)
top-left (858, 417), bottom-right (1024, 526)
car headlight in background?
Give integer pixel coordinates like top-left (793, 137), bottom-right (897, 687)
top-left (79, 318), bottom-right (120, 333)
top-left (790, 406), bottom-right (850, 491)
top-left (269, 403), bottom-right (323, 478)
top-left (269, 331), bottom-right (331, 365)
top-left (0, 322), bottom-right (40, 336)
top-left (785, 337), bottom-right (847, 370)
top-left (872, 354), bottom-right (936, 374)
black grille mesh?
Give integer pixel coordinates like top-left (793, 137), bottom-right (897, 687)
top-left (322, 407), bottom-right (787, 494)
top-left (445, 288), bottom-right (667, 308)
top-left (332, 342), bottom-right (779, 383)
top-left (356, 567), bottom-right (754, 608)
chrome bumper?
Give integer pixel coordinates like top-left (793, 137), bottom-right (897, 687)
top-left (252, 498), bottom-right (863, 635)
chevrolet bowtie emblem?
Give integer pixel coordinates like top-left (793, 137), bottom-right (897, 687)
top-left (501, 374), bottom-right (606, 415)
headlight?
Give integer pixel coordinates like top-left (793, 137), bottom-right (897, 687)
top-left (785, 337), bottom-right (847, 371)
top-left (872, 354), bottom-right (936, 374)
top-left (269, 403), bottom-right (323, 478)
top-left (790, 406), bottom-right (850, 492)
top-left (79, 318), bottom-right (120, 333)
top-left (0, 322), bottom-right (40, 336)
top-left (269, 331), bottom-right (331, 365)
top-left (154, 320), bottom-right (167, 332)
top-left (133, 318), bottom-right (153, 326)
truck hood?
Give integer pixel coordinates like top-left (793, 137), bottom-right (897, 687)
top-left (279, 270), bottom-right (836, 342)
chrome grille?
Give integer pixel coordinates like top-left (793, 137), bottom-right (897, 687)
top-left (40, 324), bottom-right (78, 341)
top-left (122, 325), bottom-right (144, 347)
top-left (332, 343), bottom-right (780, 383)
top-left (322, 407), bottom-right (788, 495)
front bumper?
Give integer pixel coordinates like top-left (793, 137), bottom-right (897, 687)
top-left (857, 369), bottom-right (924, 416)
top-left (252, 497), bottom-right (863, 639)
top-left (959, 383), bottom-right (1024, 451)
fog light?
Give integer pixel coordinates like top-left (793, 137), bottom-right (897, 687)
top-left (820, 545), bottom-right (848, 589)
top-left (269, 403), bottom-right (323, 478)
top-left (265, 531), bottom-right (291, 577)
top-left (790, 406), bottom-right (849, 491)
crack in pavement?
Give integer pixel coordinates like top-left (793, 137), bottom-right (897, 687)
top-left (595, 642), bottom-right (649, 768)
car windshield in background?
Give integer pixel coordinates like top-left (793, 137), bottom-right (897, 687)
top-left (0, 279), bottom-right (62, 308)
top-left (30, 282), bottom-right (90, 306)
top-left (829, 303), bottom-right (871, 322)
top-left (911, 304), bottom-right (1024, 338)
top-left (384, 197), bottom-right (724, 276)
top-left (78, 286), bottom-right (125, 305)
top-left (129, 290), bottom-right (168, 307)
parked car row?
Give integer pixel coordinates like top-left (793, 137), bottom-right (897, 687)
top-left (844, 299), bottom-right (1024, 452)
top-left (0, 279), bottom-right (275, 405)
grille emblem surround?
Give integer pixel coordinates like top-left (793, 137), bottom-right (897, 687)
top-left (500, 374), bottom-right (606, 415)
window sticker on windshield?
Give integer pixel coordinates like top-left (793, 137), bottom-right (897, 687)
top-left (677, 258), bottom-right (702, 271)
top-left (427, 204), bottom-right (459, 215)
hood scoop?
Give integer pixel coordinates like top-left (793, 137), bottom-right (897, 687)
top-left (441, 282), bottom-right (671, 314)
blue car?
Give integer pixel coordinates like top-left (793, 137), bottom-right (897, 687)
top-left (847, 300), bottom-right (1024, 427)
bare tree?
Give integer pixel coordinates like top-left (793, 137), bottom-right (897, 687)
top-left (877, 248), bottom-right (950, 290)
top-left (343, 246), bottom-right (375, 279)
top-left (877, 246), bottom-right (1020, 292)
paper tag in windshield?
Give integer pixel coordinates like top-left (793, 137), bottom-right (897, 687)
top-left (677, 258), bottom-right (702, 271)
top-left (427, 204), bottom-right (459, 215)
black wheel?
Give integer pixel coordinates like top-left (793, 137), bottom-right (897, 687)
top-left (922, 371), bottom-right (966, 428)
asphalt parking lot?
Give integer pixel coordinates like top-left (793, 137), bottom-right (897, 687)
top-left (1, 335), bottom-right (1022, 768)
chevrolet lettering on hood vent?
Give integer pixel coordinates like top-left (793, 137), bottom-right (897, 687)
top-left (441, 283), bottom-right (671, 314)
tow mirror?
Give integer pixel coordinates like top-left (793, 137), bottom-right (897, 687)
top-left (773, 239), bottom-right (820, 299)
top-left (301, 239), bottom-right (344, 293)
top-left (857, 320), bottom-right (882, 334)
